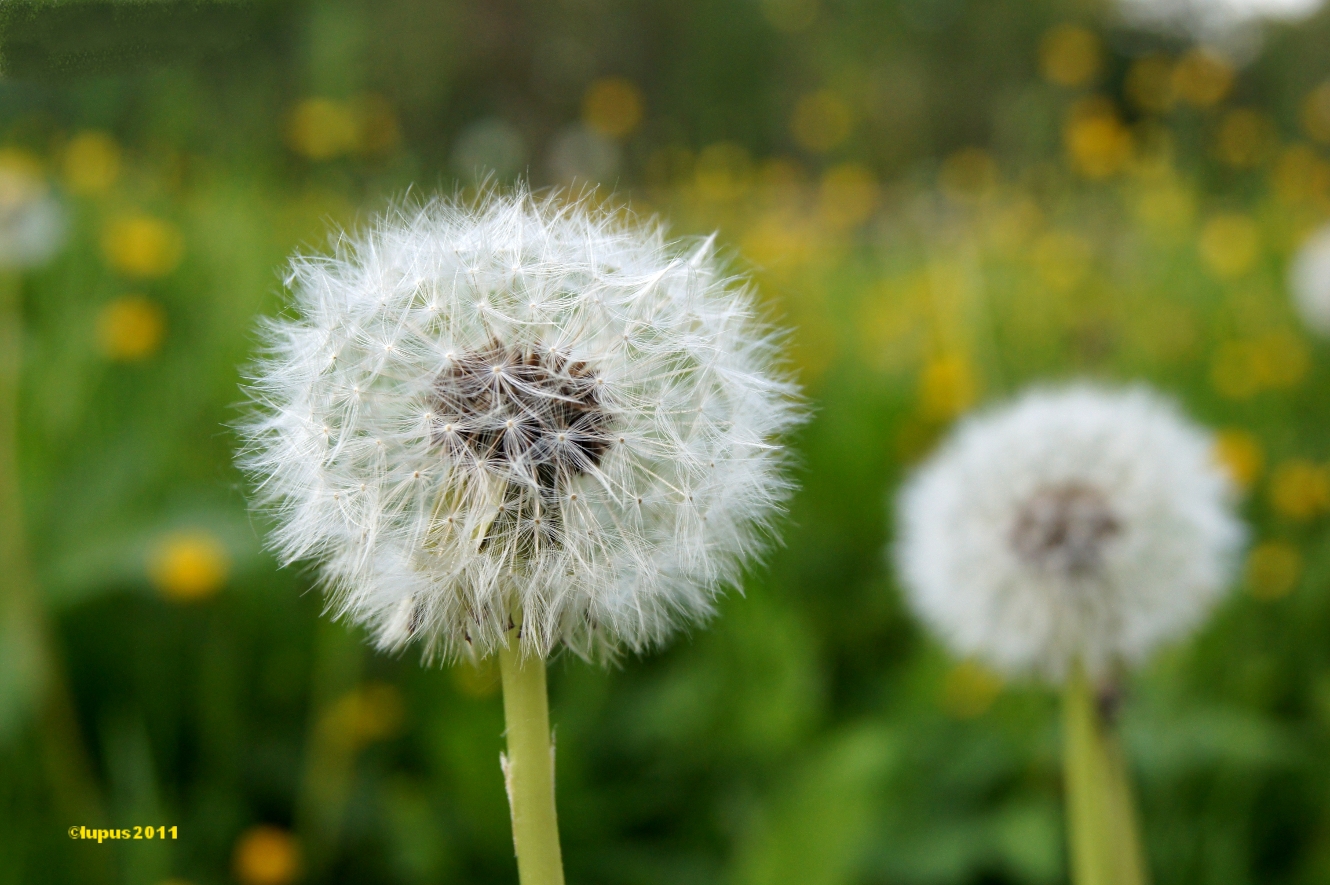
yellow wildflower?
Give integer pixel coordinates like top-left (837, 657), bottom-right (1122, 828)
top-left (1198, 213), bottom-right (1259, 279)
top-left (1301, 81), bottom-right (1330, 145)
top-left (1125, 54), bottom-right (1174, 113)
top-left (96, 295), bottom-right (165, 362)
top-left (818, 162), bottom-right (879, 229)
top-left (1212, 429), bottom-right (1263, 491)
top-left (233, 826), bottom-right (300, 885)
top-left (919, 354), bottom-right (978, 422)
top-left (149, 531), bottom-right (230, 602)
top-left (1064, 97), bottom-right (1132, 179)
top-left (1246, 541), bottom-right (1302, 601)
top-left (1039, 24), bottom-right (1101, 87)
top-left (101, 214), bottom-right (183, 278)
top-left (1269, 460), bottom-right (1330, 520)
top-left (1172, 48), bottom-right (1233, 108)
top-left (582, 77), bottom-right (645, 140)
top-left (63, 131), bottom-right (121, 195)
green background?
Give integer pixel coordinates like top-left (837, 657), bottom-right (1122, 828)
top-left (4, 0), bottom-right (1330, 883)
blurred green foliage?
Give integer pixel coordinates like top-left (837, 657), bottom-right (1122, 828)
top-left (5, 1), bottom-right (1330, 884)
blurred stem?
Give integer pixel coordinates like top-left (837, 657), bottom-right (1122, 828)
top-left (498, 629), bottom-right (564, 885)
top-left (1103, 719), bottom-right (1149, 885)
top-left (0, 272), bottom-right (111, 880)
top-left (1062, 665), bottom-right (1148, 885)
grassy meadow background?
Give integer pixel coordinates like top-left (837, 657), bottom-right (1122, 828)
top-left (4, 0), bottom-right (1330, 883)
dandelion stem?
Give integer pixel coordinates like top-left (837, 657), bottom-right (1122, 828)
top-left (498, 631), bottom-right (565, 885)
top-left (1103, 724), bottom-right (1149, 885)
top-left (1062, 665), bottom-right (1148, 885)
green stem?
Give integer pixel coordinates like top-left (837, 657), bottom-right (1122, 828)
top-left (1062, 666), bottom-right (1148, 885)
top-left (498, 634), bottom-right (565, 885)
top-left (1103, 727), bottom-right (1149, 885)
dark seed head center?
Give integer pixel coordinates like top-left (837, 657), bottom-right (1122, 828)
top-left (1011, 483), bottom-right (1121, 576)
top-left (431, 341), bottom-right (612, 487)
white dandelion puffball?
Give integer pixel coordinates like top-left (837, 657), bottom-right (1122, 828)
top-left (894, 384), bottom-right (1243, 681)
top-left (1289, 223), bottom-right (1330, 337)
top-left (241, 190), bottom-right (801, 662)
top-left (0, 158), bottom-right (65, 269)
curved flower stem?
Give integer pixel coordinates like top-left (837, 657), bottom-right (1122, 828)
top-left (1062, 665), bottom-right (1148, 885)
top-left (498, 632), bottom-right (565, 885)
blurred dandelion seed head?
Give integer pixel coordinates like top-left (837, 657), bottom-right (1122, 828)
top-left (895, 384), bottom-right (1244, 681)
top-left (239, 187), bottom-right (802, 662)
top-left (1290, 223), bottom-right (1330, 336)
top-left (0, 150), bottom-right (66, 269)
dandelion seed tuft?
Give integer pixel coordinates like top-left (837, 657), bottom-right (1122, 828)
top-left (240, 187), bottom-right (801, 662)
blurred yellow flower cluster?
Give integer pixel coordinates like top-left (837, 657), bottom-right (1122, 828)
top-left (1210, 331), bottom-right (1309, 400)
top-left (286, 94), bottom-right (400, 161)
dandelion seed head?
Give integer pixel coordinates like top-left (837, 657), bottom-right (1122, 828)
top-left (0, 153), bottom-right (65, 269)
top-left (1289, 222), bottom-right (1330, 337)
top-left (894, 384), bottom-right (1243, 681)
top-left (240, 187), bottom-right (801, 661)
